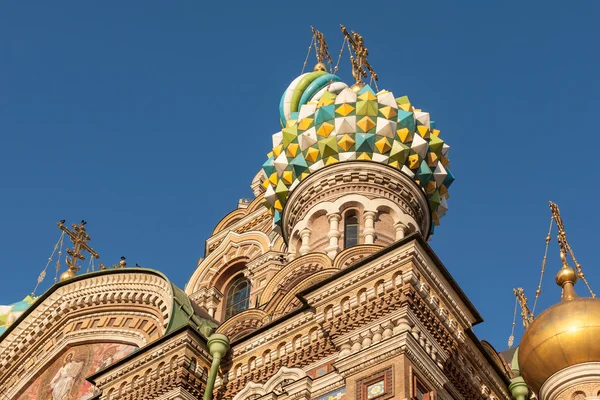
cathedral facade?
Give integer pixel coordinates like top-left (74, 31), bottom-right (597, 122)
top-left (1, 28), bottom-right (598, 400)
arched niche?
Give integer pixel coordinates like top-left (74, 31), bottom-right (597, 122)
top-left (186, 231), bottom-right (271, 297)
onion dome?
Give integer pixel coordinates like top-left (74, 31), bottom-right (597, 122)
top-left (518, 259), bottom-right (600, 394)
top-left (264, 76), bottom-right (454, 234)
top-left (0, 296), bottom-right (35, 336)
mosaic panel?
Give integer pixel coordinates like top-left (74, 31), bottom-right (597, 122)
top-left (18, 342), bottom-right (136, 400)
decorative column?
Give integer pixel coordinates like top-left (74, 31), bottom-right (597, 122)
top-left (394, 222), bottom-right (408, 240)
top-left (363, 211), bottom-right (377, 244)
top-left (299, 228), bottom-right (312, 255)
top-left (325, 213), bottom-right (341, 259)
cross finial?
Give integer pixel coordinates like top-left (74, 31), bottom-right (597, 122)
top-left (513, 288), bottom-right (534, 328)
top-left (310, 26), bottom-right (332, 72)
top-left (57, 220), bottom-right (100, 281)
top-left (548, 201), bottom-right (595, 297)
top-left (340, 25), bottom-right (378, 91)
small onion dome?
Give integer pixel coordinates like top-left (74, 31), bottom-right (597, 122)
top-left (264, 80), bottom-right (453, 234)
top-left (0, 295), bottom-right (35, 336)
top-left (518, 260), bottom-right (600, 394)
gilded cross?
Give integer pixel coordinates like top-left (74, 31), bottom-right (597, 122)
top-left (340, 25), bottom-right (378, 87)
top-left (310, 26), bottom-right (332, 69)
top-left (57, 220), bottom-right (100, 275)
top-left (513, 288), bottom-right (534, 328)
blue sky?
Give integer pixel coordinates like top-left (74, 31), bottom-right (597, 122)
top-left (1, 1), bottom-right (599, 352)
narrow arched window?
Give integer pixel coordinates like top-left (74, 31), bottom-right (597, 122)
top-left (344, 214), bottom-right (359, 248)
top-left (225, 275), bottom-right (251, 319)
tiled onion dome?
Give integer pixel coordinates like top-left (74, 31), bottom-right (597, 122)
top-left (0, 296), bottom-right (34, 336)
top-left (264, 81), bottom-right (454, 235)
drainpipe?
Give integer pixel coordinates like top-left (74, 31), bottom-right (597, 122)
top-left (203, 333), bottom-right (230, 400)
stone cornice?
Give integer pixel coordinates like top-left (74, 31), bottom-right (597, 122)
top-left (281, 162), bottom-right (431, 241)
top-left (92, 329), bottom-right (210, 388)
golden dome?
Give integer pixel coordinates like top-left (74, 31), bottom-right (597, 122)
top-left (518, 265), bottom-right (600, 394)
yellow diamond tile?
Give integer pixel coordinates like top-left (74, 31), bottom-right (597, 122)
top-left (431, 129), bottom-right (440, 137)
top-left (262, 178), bottom-right (270, 189)
top-left (338, 134), bottom-right (355, 151)
top-left (417, 125), bottom-right (430, 139)
top-left (298, 118), bottom-right (314, 131)
top-left (397, 128), bottom-right (412, 143)
top-left (408, 154), bottom-right (420, 169)
top-left (317, 96), bottom-right (335, 107)
top-left (282, 171), bottom-right (293, 185)
top-left (286, 119), bottom-right (297, 128)
top-left (375, 137), bottom-right (391, 153)
top-left (388, 160), bottom-right (400, 169)
top-left (439, 185), bottom-right (448, 196)
top-left (379, 106), bottom-right (397, 120)
top-left (441, 155), bottom-right (450, 167)
top-left (286, 143), bottom-right (299, 157)
top-left (398, 103), bottom-right (412, 112)
top-left (426, 181), bottom-right (437, 195)
top-left (300, 172), bottom-right (310, 181)
top-left (269, 172), bottom-right (278, 185)
top-left (427, 152), bottom-right (438, 167)
top-left (273, 144), bottom-right (283, 157)
top-left (358, 91), bottom-right (377, 101)
top-left (267, 151), bottom-right (273, 158)
top-left (305, 147), bottom-right (319, 163)
top-left (357, 152), bottom-right (372, 161)
top-left (274, 199), bottom-right (283, 211)
top-left (336, 103), bottom-right (355, 116)
top-left (325, 156), bottom-right (339, 166)
top-left (356, 116), bottom-right (376, 132)
top-left (317, 122), bottom-right (335, 137)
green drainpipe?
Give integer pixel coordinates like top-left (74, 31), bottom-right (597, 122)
top-left (508, 377), bottom-right (529, 400)
top-left (203, 333), bottom-right (230, 400)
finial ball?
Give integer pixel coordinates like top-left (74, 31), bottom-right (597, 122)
top-left (555, 266), bottom-right (578, 287)
top-left (59, 269), bottom-right (77, 282)
top-left (314, 62), bottom-right (327, 72)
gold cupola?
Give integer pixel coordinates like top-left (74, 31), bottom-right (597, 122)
top-left (518, 203), bottom-right (600, 395)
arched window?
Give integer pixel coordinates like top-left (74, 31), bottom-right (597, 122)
top-left (344, 214), bottom-right (359, 248)
top-left (225, 275), bottom-right (251, 319)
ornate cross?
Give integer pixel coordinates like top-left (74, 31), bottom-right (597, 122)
top-left (57, 220), bottom-right (100, 275)
top-left (513, 288), bottom-right (534, 328)
top-left (310, 26), bottom-right (332, 69)
top-left (340, 25), bottom-right (378, 87)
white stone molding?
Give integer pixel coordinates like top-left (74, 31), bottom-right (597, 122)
top-left (231, 367), bottom-right (307, 400)
top-left (540, 362), bottom-right (600, 400)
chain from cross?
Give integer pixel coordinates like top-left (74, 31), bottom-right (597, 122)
top-left (57, 220), bottom-right (100, 273)
top-left (340, 25), bottom-right (378, 86)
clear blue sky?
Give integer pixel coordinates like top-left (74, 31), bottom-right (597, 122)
top-left (1, 1), bottom-right (599, 352)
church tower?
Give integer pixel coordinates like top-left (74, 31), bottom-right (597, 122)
top-left (185, 26), bottom-right (510, 400)
top-left (0, 27), bottom-right (514, 400)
